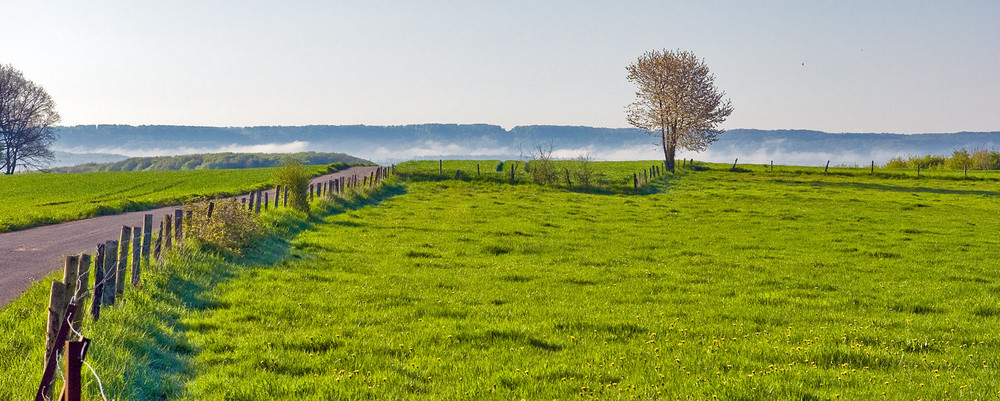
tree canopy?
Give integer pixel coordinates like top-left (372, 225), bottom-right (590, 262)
top-left (0, 65), bottom-right (60, 174)
top-left (626, 49), bottom-right (732, 172)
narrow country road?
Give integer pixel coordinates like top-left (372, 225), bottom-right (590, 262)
top-left (0, 166), bottom-right (380, 307)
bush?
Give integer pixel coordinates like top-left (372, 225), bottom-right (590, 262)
top-left (185, 199), bottom-right (263, 255)
top-left (274, 160), bottom-right (310, 212)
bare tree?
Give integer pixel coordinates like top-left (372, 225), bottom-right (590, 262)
top-left (626, 49), bottom-right (732, 172)
top-left (520, 142), bottom-right (558, 185)
top-left (0, 65), bottom-right (60, 174)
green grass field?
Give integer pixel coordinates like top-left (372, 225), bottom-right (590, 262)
top-left (0, 165), bottom-right (343, 233)
top-left (3, 162), bottom-right (1000, 399)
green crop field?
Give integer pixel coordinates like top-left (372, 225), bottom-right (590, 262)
top-left (0, 165), bottom-right (339, 233)
top-left (3, 162), bottom-right (1000, 400)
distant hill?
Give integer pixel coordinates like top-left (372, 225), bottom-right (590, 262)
top-left (50, 152), bottom-right (371, 173)
top-left (53, 124), bottom-right (1000, 166)
top-left (50, 151), bottom-right (130, 168)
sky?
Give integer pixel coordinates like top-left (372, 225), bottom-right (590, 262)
top-left (2, 0), bottom-right (998, 134)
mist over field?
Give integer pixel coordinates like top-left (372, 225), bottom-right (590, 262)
top-left (50, 124), bottom-right (1000, 167)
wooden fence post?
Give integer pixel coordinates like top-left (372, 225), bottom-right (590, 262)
top-left (731, 158), bottom-right (738, 171)
top-left (207, 202), bottom-right (215, 219)
top-left (61, 255), bottom-right (80, 315)
top-left (917, 165), bottom-right (920, 177)
top-left (91, 244), bottom-right (105, 321)
top-left (871, 160), bottom-right (875, 174)
top-left (283, 186), bottom-right (289, 207)
top-left (254, 191), bottom-right (262, 214)
top-left (153, 220), bottom-right (163, 259)
top-left (62, 339), bottom-right (89, 401)
top-left (103, 240), bottom-right (118, 306)
top-left (309, 184), bottom-right (314, 201)
top-left (174, 209), bottom-right (183, 245)
top-left (164, 214), bottom-right (173, 250)
top-left (274, 185), bottom-right (281, 207)
top-left (439, 160), bottom-right (443, 177)
top-left (74, 253), bottom-right (90, 327)
top-left (824, 160), bottom-right (830, 173)
top-left (117, 227), bottom-right (130, 295)
top-left (248, 191), bottom-right (256, 211)
top-left (770, 161), bottom-right (773, 172)
top-left (142, 214), bottom-right (153, 266)
top-left (45, 281), bottom-right (68, 370)
top-left (36, 304), bottom-right (76, 401)
top-left (131, 226), bottom-right (141, 287)
top-left (965, 164), bottom-right (968, 178)
top-left (633, 173), bottom-right (638, 189)
top-left (264, 192), bottom-right (269, 210)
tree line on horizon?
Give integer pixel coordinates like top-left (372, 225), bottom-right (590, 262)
top-left (49, 151), bottom-right (371, 173)
top-left (885, 148), bottom-right (1000, 170)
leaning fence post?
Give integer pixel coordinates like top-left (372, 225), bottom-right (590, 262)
top-left (824, 160), bottom-right (830, 173)
top-left (141, 214), bottom-right (153, 266)
top-left (117, 227), bottom-right (130, 295)
top-left (248, 191), bottom-right (256, 211)
top-left (36, 304), bottom-right (75, 401)
top-left (91, 244), bottom-right (105, 321)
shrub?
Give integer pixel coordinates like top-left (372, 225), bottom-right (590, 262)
top-left (274, 160), bottom-right (310, 212)
top-left (185, 199), bottom-right (263, 255)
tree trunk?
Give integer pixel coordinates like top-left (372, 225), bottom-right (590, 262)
top-left (660, 128), bottom-right (676, 173)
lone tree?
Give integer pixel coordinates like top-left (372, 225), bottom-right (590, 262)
top-left (626, 49), bottom-right (732, 172)
top-left (0, 64), bottom-right (60, 174)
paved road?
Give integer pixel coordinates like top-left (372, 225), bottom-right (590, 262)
top-left (0, 166), bottom-right (380, 307)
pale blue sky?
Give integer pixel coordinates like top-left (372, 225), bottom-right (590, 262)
top-left (2, 0), bottom-right (997, 133)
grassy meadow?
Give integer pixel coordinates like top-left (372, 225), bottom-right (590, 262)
top-left (3, 161), bottom-right (1000, 399)
top-left (0, 164), bottom-right (342, 233)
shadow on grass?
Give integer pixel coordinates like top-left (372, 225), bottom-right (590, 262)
top-left (111, 183), bottom-right (406, 399)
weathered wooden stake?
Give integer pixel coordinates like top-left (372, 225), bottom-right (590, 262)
top-left (91, 244), bottom-right (105, 321)
top-left (283, 186), bottom-right (289, 207)
top-left (274, 185), bottom-right (281, 207)
top-left (264, 192), bottom-right (269, 210)
top-left (824, 160), bottom-right (830, 173)
top-left (309, 184), bottom-right (314, 201)
top-left (103, 240), bottom-right (118, 306)
top-left (732, 158), bottom-right (738, 170)
top-left (141, 214), bottom-right (153, 266)
top-left (174, 209), bottom-right (184, 245)
top-left (871, 160), bottom-right (875, 174)
top-left (633, 173), bottom-right (638, 189)
top-left (153, 220), bottom-right (163, 259)
top-left (770, 160), bottom-right (773, 172)
top-left (248, 191), bottom-right (256, 211)
top-left (207, 202), bottom-right (215, 219)
top-left (45, 281), bottom-right (68, 369)
top-left (439, 159), bottom-right (443, 177)
top-left (74, 253), bottom-right (90, 327)
top-left (117, 226), bottom-right (131, 295)
top-left (131, 226), bottom-right (141, 286)
top-left (254, 191), bottom-right (262, 213)
top-left (965, 164), bottom-right (968, 178)
top-left (61, 255), bottom-right (80, 313)
top-left (36, 304), bottom-right (75, 401)
top-left (164, 214), bottom-right (173, 250)
top-left (917, 165), bottom-right (920, 177)
top-left (62, 339), bottom-right (89, 401)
